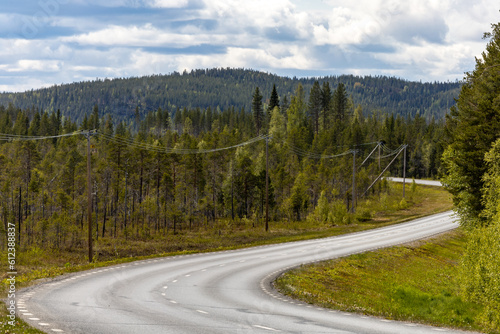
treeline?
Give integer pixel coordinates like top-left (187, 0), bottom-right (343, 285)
top-left (0, 68), bottom-right (460, 126)
top-left (442, 23), bottom-right (500, 330)
top-left (0, 82), bottom-right (445, 255)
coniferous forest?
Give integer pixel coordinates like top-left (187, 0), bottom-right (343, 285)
top-left (0, 78), bottom-right (447, 254)
top-left (0, 68), bottom-right (460, 126)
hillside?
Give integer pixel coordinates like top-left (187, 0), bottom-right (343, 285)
top-left (0, 68), bottom-right (460, 124)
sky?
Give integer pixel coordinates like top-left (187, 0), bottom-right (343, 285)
top-left (0, 0), bottom-right (498, 92)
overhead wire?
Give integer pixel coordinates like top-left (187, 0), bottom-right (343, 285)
top-left (97, 131), bottom-right (269, 154)
top-left (0, 130), bottom-right (405, 163)
top-left (286, 144), bottom-right (354, 159)
top-left (0, 130), bottom-right (86, 141)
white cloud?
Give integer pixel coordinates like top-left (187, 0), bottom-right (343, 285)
top-left (0, 0), bottom-right (499, 92)
top-left (62, 24), bottom-right (229, 47)
top-left (149, 0), bottom-right (189, 8)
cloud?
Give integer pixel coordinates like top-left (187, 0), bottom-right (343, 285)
top-left (149, 0), bottom-right (190, 8)
top-left (0, 0), bottom-right (498, 92)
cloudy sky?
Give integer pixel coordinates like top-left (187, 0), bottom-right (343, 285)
top-left (0, 0), bottom-right (498, 92)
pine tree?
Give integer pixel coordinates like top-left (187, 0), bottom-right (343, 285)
top-left (321, 82), bottom-right (332, 130)
top-left (333, 83), bottom-right (348, 123)
top-left (252, 87), bottom-right (264, 135)
top-left (90, 104), bottom-right (99, 130)
top-left (308, 81), bottom-right (322, 135)
top-left (442, 23), bottom-right (500, 227)
top-left (269, 84), bottom-right (280, 112)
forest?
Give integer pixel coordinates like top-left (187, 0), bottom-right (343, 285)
top-left (0, 80), bottom-right (446, 255)
top-left (0, 68), bottom-right (460, 126)
top-left (441, 22), bottom-right (500, 330)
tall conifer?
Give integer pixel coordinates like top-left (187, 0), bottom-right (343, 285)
top-left (252, 87), bottom-right (263, 135)
top-left (442, 23), bottom-right (500, 227)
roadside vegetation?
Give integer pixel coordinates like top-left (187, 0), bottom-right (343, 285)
top-left (275, 230), bottom-right (489, 332)
top-left (441, 23), bottom-right (500, 331)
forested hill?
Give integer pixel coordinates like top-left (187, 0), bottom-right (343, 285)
top-left (0, 68), bottom-right (460, 125)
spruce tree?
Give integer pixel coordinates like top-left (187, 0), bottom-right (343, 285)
top-left (308, 81), bottom-right (322, 135)
top-left (321, 82), bottom-right (332, 130)
top-left (333, 83), bottom-right (348, 123)
top-left (252, 87), bottom-right (264, 135)
top-left (269, 84), bottom-right (280, 112)
top-left (442, 23), bottom-right (500, 227)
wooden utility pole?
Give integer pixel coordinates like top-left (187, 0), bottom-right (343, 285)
top-left (95, 181), bottom-right (98, 241)
top-left (265, 136), bottom-right (269, 232)
top-left (378, 142), bottom-right (381, 170)
top-left (84, 130), bottom-right (96, 263)
top-left (351, 150), bottom-right (356, 213)
top-left (403, 145), bottom-right (407, 198)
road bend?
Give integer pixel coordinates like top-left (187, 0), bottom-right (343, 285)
top-left (18, 211), bottom-right (474, 334)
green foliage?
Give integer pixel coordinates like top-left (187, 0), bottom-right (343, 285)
top-left (252, 86), bottom-right (264, 135)
top-left (0, 69), bottom-right (459, 127)
top-left (268, 84), bottom-right (280, 112)
top-left (276, 231), bottom-right (485, 332)
top-left (333, 82), bottom-right (349, 123)
top-left (482, 138), bottom-right (500, 222)
top-left (329, 199), bottom-right (352, 225)
top-left (0, 75), bottom-right (448, 255)
top-left (442, 23), bottom-right (500, 227)
top-left (460, 138), bottom-right (500, 331)
top-left (460, 223), bottom-right (500, 331)
top-left (442, 23), bottom-right (500, 330)
top-left (307, 190), bottom-right (330, 224)
top-left (308, 80), bottom-right (322, 135)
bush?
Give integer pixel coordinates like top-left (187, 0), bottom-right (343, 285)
top-left (329, 200), bottom-right (352, 225)
top-left (460, 222), bottom-right (500, 331)
top-left (355, 207), bottom-right (372, 222)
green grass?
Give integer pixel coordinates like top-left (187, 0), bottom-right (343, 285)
top-left (0, 183), bottom-right (452, 334)
top-left (275, 230), bottom-right (490, 333)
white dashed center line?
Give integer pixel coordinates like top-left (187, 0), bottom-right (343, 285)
top-left (253, 324), bottom-right (281, 332)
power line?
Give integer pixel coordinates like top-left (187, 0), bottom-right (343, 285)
top-left (97, 131), bottom-right (268, 154)
top-left (0, 131), bottom-right (405, 162)
top-left (285, 144), bottom-right (354, 159)
top-left (0, 131), bottom-right (85, 141)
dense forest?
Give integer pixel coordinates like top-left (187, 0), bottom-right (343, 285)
top-left (0, 80), bottom-right (445, 255)
top-left (0, 68), bottom-right (460, 126)
top-left (442, 22), bottom-right (500, 330)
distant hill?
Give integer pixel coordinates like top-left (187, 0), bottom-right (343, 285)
top-left (0, 68), bottom-right (460, 124)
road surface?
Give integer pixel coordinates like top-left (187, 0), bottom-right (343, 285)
top-left (386, 177), bottom-right (442, 187)
top-left (18, 211), bottom-right (472, 334)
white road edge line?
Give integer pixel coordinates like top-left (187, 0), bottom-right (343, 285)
top-left (253, 324), bottom-right (281, 332)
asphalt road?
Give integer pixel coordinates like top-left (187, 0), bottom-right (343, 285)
top-left (17, 211), bottom-right (474, 334)
top-left (386, 177), bottom-right (443, 187)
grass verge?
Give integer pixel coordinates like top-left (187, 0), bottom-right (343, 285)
top-left (275, 230), bottom-right (490, 333)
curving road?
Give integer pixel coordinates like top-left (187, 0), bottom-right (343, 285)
top-left (17, 211), bottom-right (473, 334)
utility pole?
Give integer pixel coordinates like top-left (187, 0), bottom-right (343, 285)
top-left (403, 145), bottom-right (407, 198)
top-left (95, 181), bottom-right (98, 241)
top-left (352, 150), bottom-right (356, 213)
top-left (84, 130), bottom-right (96, 263)
top-left (230, 159), bottom-right (234, 221)
top-left (378, 142), bottom-right (381, 170)
top-left (265, 136), bottom-right (269, 232)
top-left (362, 145), bottom-right (407, 197)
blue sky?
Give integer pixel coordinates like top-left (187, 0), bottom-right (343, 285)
top-left (0, 0), bottom-right (498, 92)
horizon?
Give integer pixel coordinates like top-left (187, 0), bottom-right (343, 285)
top-left (1, 67), bottom-right (462, 95)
